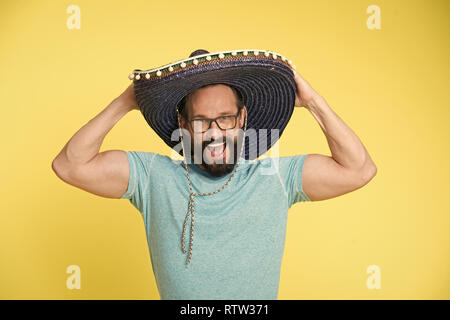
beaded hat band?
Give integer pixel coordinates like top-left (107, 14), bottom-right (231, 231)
top-left (128, 48), bottom-right (297, 160)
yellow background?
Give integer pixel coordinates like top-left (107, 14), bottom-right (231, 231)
top-left (1, 0), bottom-right (449, 299)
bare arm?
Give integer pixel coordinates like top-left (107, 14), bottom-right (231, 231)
top-left (292, 70), bottom-right (377, 201)
top-left (302, 94), bottom-right (377, 201)
top-left (51, 84), bottom-right (139, 199)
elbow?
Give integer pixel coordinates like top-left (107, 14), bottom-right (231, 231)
top-left (52, 157), bottom-right (63, 179)
top-left (360, 164), bottom-right (377, 185)
top-left (52, 156), bottom-right (70, 182)
top-left (358, 151), bottom-right (377, 184)
top-left (51, 156), bottom-right (59, 172)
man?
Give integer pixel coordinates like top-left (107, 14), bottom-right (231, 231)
top-left (52, 49), bottom-right (377, 299)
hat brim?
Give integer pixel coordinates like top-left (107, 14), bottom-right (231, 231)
top-left (132, 50), bottom-right (297, 160)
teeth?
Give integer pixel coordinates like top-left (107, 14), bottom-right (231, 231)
top-left (207, 142), bottom-right (225, 149)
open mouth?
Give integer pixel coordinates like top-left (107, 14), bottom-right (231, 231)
top-left (206, 142), bottom-right (226, 158)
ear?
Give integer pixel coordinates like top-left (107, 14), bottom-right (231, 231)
top-left (178, 114), bottom-right (187, 129)
top-left (239, 106), bottom-right (246, 128)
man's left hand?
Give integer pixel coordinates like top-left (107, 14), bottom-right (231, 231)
top-left (292, 69), bottom-right (322, 108)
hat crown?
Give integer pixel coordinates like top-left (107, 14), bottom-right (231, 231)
top-left (189, 49), bottom-right (210, 58)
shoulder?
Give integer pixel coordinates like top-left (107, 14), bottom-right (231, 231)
top-left (247, 155), bottom-right (309, 178)
top-left (237, 157), bottom-right (281, 177)
top-left (150, 152), bottom-right (187, 174)
top-left (123, 151), bottom-right (180, 171)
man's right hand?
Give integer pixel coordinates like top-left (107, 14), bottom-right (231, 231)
top-left (116, 83), bottom-right (139, 111)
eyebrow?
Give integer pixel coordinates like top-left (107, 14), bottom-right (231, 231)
top-left (191, 110), bottom-right (236, 119)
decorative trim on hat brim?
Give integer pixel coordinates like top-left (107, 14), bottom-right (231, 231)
top-left (128, 49), bottom-right (296, 80)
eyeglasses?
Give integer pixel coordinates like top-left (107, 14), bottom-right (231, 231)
top-left (188, 111), bottom-right (240, 133)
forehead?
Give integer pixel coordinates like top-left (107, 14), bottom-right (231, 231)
top-left (187, 84), bottom-right (237, 118)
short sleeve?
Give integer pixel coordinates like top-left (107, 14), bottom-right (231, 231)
top-left (276, 154), bottom-right (311, 207)
top-left (120, 151), bottom-right (156, 213)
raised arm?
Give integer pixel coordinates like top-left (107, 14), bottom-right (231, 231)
top-left (292, 70), bottom-right (377, 201)
top-left (51, 84), bottom-right (139, 199)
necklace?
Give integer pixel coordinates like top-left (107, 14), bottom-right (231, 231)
top-left (176, 107), bottom-right (248, 266)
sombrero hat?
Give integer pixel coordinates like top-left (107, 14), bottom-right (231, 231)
top-left (128, 48), bottom-right (297, 160)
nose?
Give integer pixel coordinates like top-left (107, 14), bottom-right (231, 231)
top-left (209, 119), bottom-right (220, 130)
top-left (205, 120), bottom-right (224, 142)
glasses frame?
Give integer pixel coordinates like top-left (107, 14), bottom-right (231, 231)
top-left (188, 110), bottom-right (241, 133)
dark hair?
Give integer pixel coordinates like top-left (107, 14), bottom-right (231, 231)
top-left (178, 84), bottom-right (244, 120)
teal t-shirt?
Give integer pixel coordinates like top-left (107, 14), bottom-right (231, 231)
top-left (121, 151), bottom-right (311, 300)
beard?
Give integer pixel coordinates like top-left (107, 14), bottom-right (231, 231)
top-left (187, 132), bottom-right (243, 177)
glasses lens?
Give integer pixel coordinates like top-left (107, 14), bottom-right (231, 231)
top-left (217, 116), bottom-right (236, 130)
top-left (191, 119), bottom-right (209, 133)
